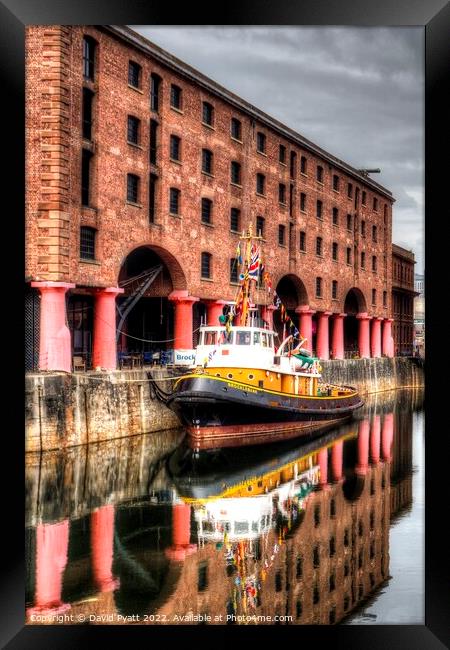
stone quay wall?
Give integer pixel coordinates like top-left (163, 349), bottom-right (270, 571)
top-left (320, 356), bottom-right (424, 396)
top-left (25, 358), bottom-right (424, 452)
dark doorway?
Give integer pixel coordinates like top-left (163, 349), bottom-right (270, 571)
top-left (344, 289), bottom-right (366, 357)
top-left (274, 275), bottom-right (308, 346)
top-left (118, 246), bottom-right (175, 356)
top-left (68, 295), bottom-right (94, 368)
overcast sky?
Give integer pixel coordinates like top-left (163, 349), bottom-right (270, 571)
top-left (133, 26), bottom-right (424, 273)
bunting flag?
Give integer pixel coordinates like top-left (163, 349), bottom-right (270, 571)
top-left (229, 249), bottom-right (305, 340)
top-left (263, 271), bottom-right (272, 293)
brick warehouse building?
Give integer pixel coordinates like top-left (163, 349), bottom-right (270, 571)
top-left (25, 25), bottom-right (397, 373)
top-left (392, 244), bottom-right (417, 356)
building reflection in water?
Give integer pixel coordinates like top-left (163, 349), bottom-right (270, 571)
top-left (25, 389), bottom-right (422, 625)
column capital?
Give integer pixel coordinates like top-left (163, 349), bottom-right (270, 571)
top-left (332, 312), bottom-right (347, 319)
top-left (372, 316), bottom-right (384, 322)
top-left (168, 290), bottom-right (199, 304)
top-left (295, 305), bottom-right (315, 315)
top-left (318, 311), bottom-right (332, 317)
top-left (384, 317), bottom-right (394, 323)
top-left (31, 281), bottom-right (75, 290)
top-left (356, 312), bottom-right (372, 321)
top-left (94, 286), bottom-right (124, 296)
top-left (203, 299), bottom-right (228, 306)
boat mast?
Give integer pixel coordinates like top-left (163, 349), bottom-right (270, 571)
top-left (228, 224), bottom-right (263, 329)
top-left (241, 224), bottom-right (253, 327)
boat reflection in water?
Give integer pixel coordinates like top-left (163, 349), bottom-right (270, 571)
top-left (25, 389), bottom-right (423, 625)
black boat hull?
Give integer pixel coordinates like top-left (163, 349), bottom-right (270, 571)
top-left (166, 374), bottom-right (364, 449)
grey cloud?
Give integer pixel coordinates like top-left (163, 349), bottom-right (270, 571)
top-left (132, 26), bottom-right (424, 271)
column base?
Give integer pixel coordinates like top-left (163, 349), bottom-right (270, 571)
top-left (27, 602), bottom-right (71, 617)
top-left (318, 484), bottom-right (332, 492)
top-left (96, 577), bottom-right (120, 593)
top-left (165, 544), bottom-right (197, 562)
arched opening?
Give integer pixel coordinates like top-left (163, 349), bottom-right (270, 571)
top-left (117, 245), bottom-right (187, 360)
top-left (113, 501), bottom-right (182, 617)
top-left (274, 275), bottom-right (308, 345)
top-left (343, 288), bottom-right (367, 358)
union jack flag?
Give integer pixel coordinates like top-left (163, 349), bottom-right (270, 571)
top-left (248, 245), bottom-right (260, 281)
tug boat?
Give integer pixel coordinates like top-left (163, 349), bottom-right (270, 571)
top-left (166, 226), bottom-right (363, 449)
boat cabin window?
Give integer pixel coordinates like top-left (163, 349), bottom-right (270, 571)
top-left (235, 521), bottom-right (249, 534)
top-left (219, 329), bottom-right (233, 344)
top-left (261, 332), bottom-right (269, 347)
top-left (261, 514), bottom-right (271, 527)
top-left (253, 331), bottom-right (261, 345)
top-left (236, 331), bottom-right (251, 345)
top-left (203, 331), bottom-right (218, 345)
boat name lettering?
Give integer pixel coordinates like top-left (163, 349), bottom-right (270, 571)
top-left (226, 380), bottom-right (258, 394)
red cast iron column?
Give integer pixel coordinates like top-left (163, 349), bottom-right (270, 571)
top-left (205, 300), bottom-right (227, 326)
top-left (316, 311), bottom-right (331, 360)
top-left (356, 312), bottom-right (372, 358)
top-left (370, 317), bottom-right (382, 358)
top-left (31, 281), bottom-right (75, 372)
top-left (331, 313), bottom-right (346, 360)
top-left (295, 306), bottom-right (315, 353)
top-left (382, 318), bottom-right (394, 358)
top-left (92, 287), bottom-right (124, 369)
top-left (261, 304), bottom-right (277, 330)
top-left (169, 291), bottom-right (199, 349)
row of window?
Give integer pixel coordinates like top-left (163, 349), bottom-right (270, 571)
top-left (82, 155), bottom-right (384, 284)
top-left (83, 36), bottom-right (387, 216)
top-left (121, 165), bottom-right (383, 238)
top-left (125, 121), bottom-right (386, 227)
top-left (393, 261), bottom-right (414, 284)
top-left (308, 237), bottom-right (378, 269)
top-left (83, 139), bottom-right (383, 250)
top-left (77, 228), bottom-right (385, 306)
top-left (126, 176), bottom-right (381, 265)
top-left (85, 163), bottom-right (384, 274)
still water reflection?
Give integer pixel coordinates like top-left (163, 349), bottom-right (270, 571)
top-left (25, 389), bottom-right (423, 625)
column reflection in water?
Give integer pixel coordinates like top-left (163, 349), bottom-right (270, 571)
top-left (25, 389), bottom-right (423, 625)
top-left (91, 505), bottom-right (120, 592)
top-left (27, 520), bottom-right (71, 617)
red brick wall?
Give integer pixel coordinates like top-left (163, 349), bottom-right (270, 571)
top-left (26, 25), bottom-right (393, 319)
top-left (392, 248), bottom-right (415, 354)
